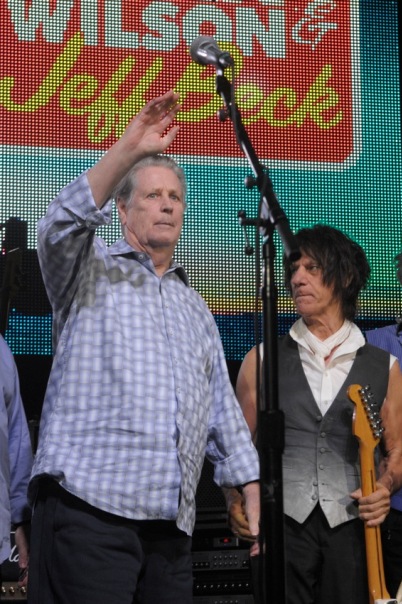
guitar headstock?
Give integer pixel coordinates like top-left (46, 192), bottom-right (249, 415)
top-left (347, 384), bottom-right (384, 450)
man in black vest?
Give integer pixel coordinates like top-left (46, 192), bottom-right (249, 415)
top-left (226, 224), bottom-right (402, 604)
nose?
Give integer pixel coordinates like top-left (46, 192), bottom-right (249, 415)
top-left (160, 194), bottom-right (174, 213)
top-left (290, 264), bottom-right (307, 286)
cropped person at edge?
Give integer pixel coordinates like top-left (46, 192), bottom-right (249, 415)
top-left (366, 248), bottom-right (402, 599)
top-left (0, 335), bottom-right (32, 591)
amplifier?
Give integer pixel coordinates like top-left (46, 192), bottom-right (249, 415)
top-left (1, 582), bottom-right (27, 602)
top-left (193, 548), bottom-right (250, 572)
top-left (193, 569), bottom-right (254, 597)
top-left (192, 529), bottom-right (255, 602)
top-left (1, 531), bottom-right (27, 602)
top-left (193, 596), bottom-right (255, 604)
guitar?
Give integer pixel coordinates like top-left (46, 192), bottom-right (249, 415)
top-left (348, 384), bottom-right (399, 604)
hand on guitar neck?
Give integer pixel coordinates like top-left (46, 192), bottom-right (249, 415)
top-left (348, 384), bottom-right (401, 604)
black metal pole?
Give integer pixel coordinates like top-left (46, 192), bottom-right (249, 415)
top-left (214, 68), bottom-right (300, 604)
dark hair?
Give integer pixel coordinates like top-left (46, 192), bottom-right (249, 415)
top-left (283, 224), bottom-right (370, 321)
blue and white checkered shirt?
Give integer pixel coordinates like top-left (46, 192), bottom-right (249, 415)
top-left (30, 172), bottom-right (259, 535)
top-left (0, 335), bottom-right (33, 563)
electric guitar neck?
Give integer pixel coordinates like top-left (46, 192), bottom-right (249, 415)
top-left (348, 384), bottom-right (398, 604)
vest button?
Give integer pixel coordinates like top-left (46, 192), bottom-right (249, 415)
top-left (316, 415), bottom-right (322, 422)
top-left (320, 447), bottom-right (326, 453)
top-left (312, 494), bottom-right (318, 500)
top-left (320, 432), bottom-right (326, 437)
top-left (319, 464), bottom-right (324, 470)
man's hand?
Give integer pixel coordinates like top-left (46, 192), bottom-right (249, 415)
top-left (88, 90), bottom-right (181, 208)
top-left (350, 481), bottom-right (391, 527)
top-left (224, 482), bottom-right (260, 545)
top-left (14, 525), bottom-right (29, 588)
top-left (119, 91), bottom-right (181, 161)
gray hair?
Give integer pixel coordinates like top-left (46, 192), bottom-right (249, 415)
top-left (113, 155), bottom-right (187, 207)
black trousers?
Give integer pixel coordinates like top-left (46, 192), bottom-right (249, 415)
top-left (382, 508), bottom-right (402, 597)
top-left (284, 506), bottom-right (368, 604)
top-left (252, 505), bottom-right (368, 604)
top-left (27, 480), bottom-right (193, 604)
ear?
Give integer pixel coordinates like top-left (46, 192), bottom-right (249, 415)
top-left (116, 198), bottom-right (127, 225)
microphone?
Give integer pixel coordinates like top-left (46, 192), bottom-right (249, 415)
top-left (190, 36), bottom-right (234, 68)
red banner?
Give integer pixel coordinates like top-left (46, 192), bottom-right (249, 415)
top-left (0, 0), bottom-right (359, 165)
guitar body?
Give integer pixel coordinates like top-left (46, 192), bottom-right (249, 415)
top-left (348, 384), bottom-right (398, 604)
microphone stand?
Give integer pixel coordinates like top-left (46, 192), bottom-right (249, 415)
top-left (214, 68), bottom-right (300, 604)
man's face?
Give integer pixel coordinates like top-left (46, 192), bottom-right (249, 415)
top-left (117, 166), bottom-right (185, 255)
top-left (289, 253), bottom-right (342, 322)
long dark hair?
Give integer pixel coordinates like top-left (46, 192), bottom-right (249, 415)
top-left (283, 224), bottom-right (370, 321)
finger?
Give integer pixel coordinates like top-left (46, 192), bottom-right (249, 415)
top-left (147, 92), bottom-right (181, 118)
top-left (366, 514), bottom-right (387, 527)
top-left (18, 567), bottom-right (28, 587)
top-left (159, 103), bottom-right (181, 127)
top-left (232, 527), bottom-right (257, 543)
top-left (350, 488), bottom-right (361, 500)
top-left (160, 126), bottom-right (180, 150)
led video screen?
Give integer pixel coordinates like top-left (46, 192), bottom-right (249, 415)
top-left (0, 0), bottom-right (400, 361)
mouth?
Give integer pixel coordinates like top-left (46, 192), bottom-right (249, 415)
top-left (294, 292), bottom-right (312, 301)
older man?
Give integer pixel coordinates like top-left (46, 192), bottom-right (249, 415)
top-left (227, 224), bottom-right (402, 604)
top-left (28, 92), bottom-right (259, 604)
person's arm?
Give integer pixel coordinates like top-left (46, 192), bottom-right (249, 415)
top-left (37, 91), bottom-right (181, 315)
top-left (351, 360), bottom-right (402, 526)
top-left (379, 360), bottom-right (402, 493)
top-left (223, 347), bottom-right (260, 541)
top-left (14, 525), bottom-right (29, 587)
top-left (87, 90), bottom-right (180, 208)
top-left (2, 338), bottom-right (32, 582)
top-left (6, 354), bottom-right (33, 530)
top-left (236, 346), bottom-right (259, 440)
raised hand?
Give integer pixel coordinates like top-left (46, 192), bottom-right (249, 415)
top-left (120, 90), bottom-right (181, 158)
top-left (87, 91), bottom-right (181, 208)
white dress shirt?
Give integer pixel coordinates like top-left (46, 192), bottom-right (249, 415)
top-left (290, 318), bottom-right (396, 416)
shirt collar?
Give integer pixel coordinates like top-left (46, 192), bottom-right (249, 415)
top-left (290, 317), bottom-right (365, 357)
top-left (108, 238), bottom-right (189, 286)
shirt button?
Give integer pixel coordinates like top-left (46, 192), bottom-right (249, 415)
top-left (319, 464), bottom-right (324, 470)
